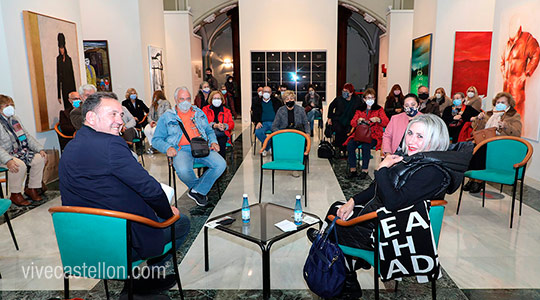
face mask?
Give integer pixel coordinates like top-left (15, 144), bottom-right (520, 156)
top-left (221, 90), bottom-right (227, 95)
top-left (404, 106), bottom-right (418, 117)
top-left (453, 99), bottom-right (462, 106)
top-left (212, 99), bottom-right (222, 107)
top-left (202, 87), bottom-right (210, 93)
top-left (467, 92), bottom-right (475, 98)
top-left (495, 103), bottom-right (507, 111)
top-left (229, 79), bottom-right (233, 83)
top-left (281, 91), bottom-right (285, 96)
top-left (130, 94), bottom-right (137, 100)
top-left (309, 91), bottom-right (314, 95)
top-left (73, 100), bottom-right (82, 108)
top-left (342, 91), bottom-right (350, 99)
top-left (177, 101), bottom-right (191, 112)
top-left (286, 101), bottom-right (295, 108)
top-left (206, 74), bottom-right (211, 79)
top-left (435, 93), bottom-right (442, 99)
top-left (365, 99), bottom-right (375, 106)
top-left (2, 105), bottom-right (14, 117)
top-left (258, 91), bottom-right (263, 97)
top-left (394, 90), bottom-right (401, 96)
top-left (418, 93), bottom-right (429, 100)
top-left (262, 92), bottom-right (271, 100)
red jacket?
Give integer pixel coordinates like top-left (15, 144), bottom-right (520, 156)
top-left (202, 105), bottom-right (235, 141)
top-left (344, 105), bottom-right (389, 150)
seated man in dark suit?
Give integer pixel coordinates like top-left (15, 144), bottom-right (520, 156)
top-left (59, 92), bottom-right (190, 291)
top-left (57, 91), bottom-right (78, 150)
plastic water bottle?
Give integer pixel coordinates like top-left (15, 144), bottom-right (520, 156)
top-left (242, 194), bottom-right (250, 223)
top-left (294, 195), bottom-right (303, 225)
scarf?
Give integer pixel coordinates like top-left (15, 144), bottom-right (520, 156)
top-left (0, 116), bottom-right (35, 165)
top-left (485, 108), bottom-right (507, 132)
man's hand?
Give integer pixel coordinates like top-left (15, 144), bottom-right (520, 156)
top-left (166, 147), bottom-right (177, 157)
top-left (210, 143), bottom-right (220, 152)
top-left (134, 117), bottom-right (139, 122)
top-left (171, 206), bottom-right (180, 216)
top-left (256, 122), bottom-right (263, 130)
top-left (378, 154), bottom-right (403, 170)
top-left (58, 98), bottom-right (62, 104)
top-left (218, 123), bottom-right (225, 131)
top-left (6, 159), bottom-right (19, 173)
top-left (150, 121), bottom-right (157, 128)
top-left (337, 198), bottom-right (355, 220)
top-left (39, 150), bottom-right (47, 163)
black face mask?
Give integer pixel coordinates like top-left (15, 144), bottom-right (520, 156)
top-left (286, 101), bottom-right (295, 108)
top-left (418, 93), bottom-right (429, 100)
top-left (206, 74), bottom-right (211, 79)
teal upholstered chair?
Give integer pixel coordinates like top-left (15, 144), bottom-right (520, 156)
top-left (456, 136), bottom-right (533, 228)
top-left (0, 166), bottom-right (8, 198)
top-left (167, 159), bottom-right (222, 207)
top-left (49, 206), bottom-right (184, 300)
top-left (0, 198), bottom-right (19, 279)
top-left (328, 200), bottom-right (447, 300)
top-left (258, 129), bottom-right (311, 206)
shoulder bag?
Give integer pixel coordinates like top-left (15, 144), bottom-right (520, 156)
top-left (353, 121), bottom-right (372, 143)
top-left (177, 120), bottom-right (210, 158)
top-left (472, 127), bottom-right (497, 144)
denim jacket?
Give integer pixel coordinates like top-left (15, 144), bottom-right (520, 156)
top-left (152, 106), bottom-right (218, 153)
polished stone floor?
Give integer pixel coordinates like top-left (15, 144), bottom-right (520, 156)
top-left (0, 120), bottom-right (540, 299)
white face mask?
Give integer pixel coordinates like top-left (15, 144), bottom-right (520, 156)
top-left (2, 105), bottom-right (14, 117)
top-left (365, 99), bottom-right (375, 106)
top-left (212, 99), bottom-right (222, 107)
top-left (258, 91), bottom-right (263, 97)
top-left (262, 92), bottom-right (271, 100)
top-left (467, 92), bottom-right (475, 98)
top-left (435, 93), bottom-right (442, 99)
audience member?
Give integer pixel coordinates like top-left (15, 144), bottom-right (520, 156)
top-left (302, 85), bottom-right (322, 137)
top-left (432, 87), bottom-right (452, 113)
top-left (122, 88), bottom-right (149, 128)
top-left (144, 90), bottom-right (171, 153)
top-left (220, 84), bottom-right (237, 119)
top-left (276, 84), bottom-right (288, 103)
top-left (194, 81), bottom-right (211, 108)
top-left (384, 84), bottom-right (404, 119)
top-left (0, 95), bottom-right (46, 206)
top-left (71, 84), bottom-right (96, 130)
top-left (418, 85), bottom-right (440, 115)
top-left (382, 93), bottom-right (422, 156)
top-left (205, 68), bottom-right (219, 91)
top-left (153, 87), bottom-right (226, 207)
top-left (119, 100), bottom-right (139, 144)
top-left (202, 91), bottom-right (235, 158)
top-left (272, 90), bottom-right (310, 133)
top-left (225, 75), bottom-right (239, 116)
top-left (59, 92), bottom-right (190, 292)
top-left (252, 86), bottom-right (282, 156)
top-left (344, 88), bottom-right (389, 179)
top-left (464, 86), bottom-right (483, 112)
top-left (307, 114), bottom-right (472, 298)
top-left (59, 91), bottom-right (79, 136)
top-left (442, 92), bottom-right (479, 143)
top-left (328, 83), bottom-right (362, 154)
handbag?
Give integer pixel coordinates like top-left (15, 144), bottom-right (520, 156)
top-left (318, 140), bottom-right (335, 159)
top-left (353, 122), bottom-right (372, 143)
top-left (472, 127), bottom-right (497, 144)
top-left (303, 217), bottom-right (346, 298)
top-left (177, 121), bottom-right (210, 158)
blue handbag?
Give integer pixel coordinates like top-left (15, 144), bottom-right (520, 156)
top-left (303, 217), bottom-right (346, 298)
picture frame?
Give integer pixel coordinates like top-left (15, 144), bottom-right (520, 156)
top-left (83, 40), bottom-right (112, 92)
top-left (410, 33), bottom-right (432, 94)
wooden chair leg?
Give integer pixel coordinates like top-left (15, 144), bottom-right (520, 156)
top-left (456, 177), bottom-right (465, 214)
top-left (4, 213), bottom-right (19, 250)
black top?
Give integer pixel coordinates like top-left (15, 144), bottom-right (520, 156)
top-left (210, 105), bottom-right (222, 123)
top-left (384, 96), bottom-right (404, 118)
top-left (122, 99), bottom-right (149, 122)
top-left (442, 105), bottom-right (480, 126)
top-left (327, 94), bottom-right (364, 126)
top-left (287, 109), bottom-right (295, 128)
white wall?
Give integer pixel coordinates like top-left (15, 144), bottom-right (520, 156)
top-left (238, 0), bottom-right (338, 125)
top-left (0, 0), bottom-right (85, 150)
top-left (377, 33), bottom-right (388, 103)
top-left (191, 33), bottom-right (203, 95)
top-left (386, 10), bottom-right (413, 94)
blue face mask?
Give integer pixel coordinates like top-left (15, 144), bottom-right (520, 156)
top-left (130, 94), bottom-right (137, 100)
top-left (221, 90), bottom-right (227, 95)
top-left (342, 91), bottom-right (350, 99)
top-left (453, 99), bottom-right (462, 106)
top-left (495, 103), bottom-right (507, 111)
top-left (73, 100), bottom-right (82, 108)
top-left (177, 101), bottom-right (192, 112)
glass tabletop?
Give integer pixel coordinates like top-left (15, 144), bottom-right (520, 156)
top-left (207, 203), bottom-right (321, 244)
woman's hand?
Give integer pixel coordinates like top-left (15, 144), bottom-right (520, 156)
top-left (477, 112), bottom-right (485, 120)
top-left (377, 154), bottom-right (403, 170)
top-left (453, 114), bottom-right (462, 120)
top-left (395, 108), bottom-right (402, 113)
top-left (357, 117), bottom-right (365, 124)
top-left (39, 150), bottom-right (47, 163)
top-left (498, 120), bottom-right (506, 130)
top-left (337, 198), bottom-right (355, 220)
top-left (328, 119), bottom-right (333, 126)
top-left (6, 159), bottom-right (19, 173)
top-left (369, 117), bottom-right (380, 123)
top-left (150, 121), bottom-right (157, 128)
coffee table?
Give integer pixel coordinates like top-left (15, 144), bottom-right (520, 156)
top-left (204, 202), bottom-right (322, 299)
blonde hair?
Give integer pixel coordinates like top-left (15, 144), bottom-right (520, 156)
top-left (125, 88), bottom-right (137, 99)
top-left (401, 114), bottom-right (449, 155)
top-left (282, 90), bottom-right (296, 101)
top-left (208, 90), bottom-right (226, 106)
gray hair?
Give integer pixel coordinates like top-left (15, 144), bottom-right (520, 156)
top-left (454, 92), bottom-right (465, 99)
top-left (82, 92), bottom-right (118, 122)
top-left (401, 114), bottom-right (449, 155)
top-left (199, 81), bottom-right (209, 89)
top-left (174, 86), bottom-right (191, 101)
top-left (78, 84), bottom-right (97, 95)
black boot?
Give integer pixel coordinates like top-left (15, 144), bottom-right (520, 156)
top-left (339, 271), bottom-right (362, 299)
top-left (469, 181), bottom-right (483, 194)
top-left (462, 180), bottom-right (473, 191)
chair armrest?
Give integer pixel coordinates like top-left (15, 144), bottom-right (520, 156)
top-left (138, 114), bottom-right (148, 124)
top-left (49, 206), bottom-right (180, 229)
top-left (54, 123), bottom-right (74, 139)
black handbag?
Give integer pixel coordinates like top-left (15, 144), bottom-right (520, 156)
top-left (177, 121), bottom-right (210, 158)
top-left (318, 140), bottom-right (335, 159)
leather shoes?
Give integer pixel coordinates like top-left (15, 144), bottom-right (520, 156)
top-left (10, 193), bottom-right (31, 206)
top-left (24, 188), bottom-right (43, 201)
top-left (306, 228), bottom-right (319, 243)
top-left (469, 182), bottom-right (483, 194)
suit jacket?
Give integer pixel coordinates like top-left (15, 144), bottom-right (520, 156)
top-left (59, 125), bottom-right (173, 258)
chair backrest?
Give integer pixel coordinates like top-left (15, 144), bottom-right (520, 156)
top-left (485, 138), bottom-right (530, 179)
top-left (51, 212), bottom-right (129, 280)
top-left (428, 205), bottom-right (445, 248)
top-left (272, 131), bottom-right (308, 163)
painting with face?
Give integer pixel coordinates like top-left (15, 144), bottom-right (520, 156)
top-left (23, 11), bottom-right (81, 132)
top-left (83, 40), bottom-right (112, 92)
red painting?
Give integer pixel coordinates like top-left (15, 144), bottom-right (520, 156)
top-left (451, 32), bottom-right (493, 96)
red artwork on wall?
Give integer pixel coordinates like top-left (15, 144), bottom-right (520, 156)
top-left (451, 32), bottom-right (493, 96)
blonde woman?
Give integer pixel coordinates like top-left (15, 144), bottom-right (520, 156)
top-left (122, 88), bottom-right (149, 127)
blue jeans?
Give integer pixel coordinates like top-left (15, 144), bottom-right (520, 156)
top-left (347, 138), bottom-right (377, 170)
top-left (173, 145), bottom-right (226, 195)
top-left (307, 109), bottom-right (322, 133)
top-left (255, 121), bottom-right (273, 151)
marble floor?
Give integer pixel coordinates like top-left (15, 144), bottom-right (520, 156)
top-left (0, 120), bottom-right (540, 299)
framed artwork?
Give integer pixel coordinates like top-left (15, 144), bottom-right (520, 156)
top-left (410, 34), bottom-right (432, 94)
top-left (451, 32), bottom-right (492, 97)
top-left (83, 40), bottom-right (112, 92)
top-left (23, 11), bottom-right (81, 132)
top-left (148, 46), bottom-right (164, 94)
